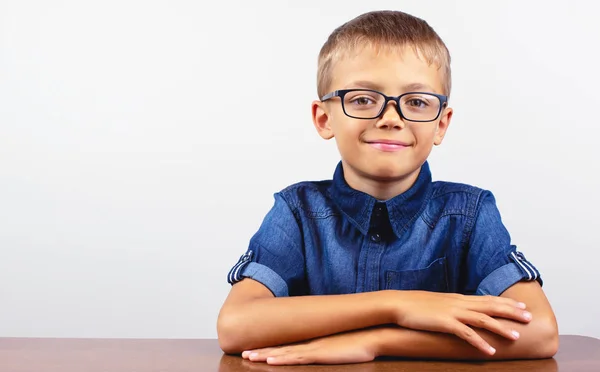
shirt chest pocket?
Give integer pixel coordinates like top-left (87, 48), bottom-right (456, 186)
top-left (385, 256), bottom-right (449, 292)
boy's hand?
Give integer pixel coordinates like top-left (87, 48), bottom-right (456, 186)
top-left (241, 329), bottom-right (379, 365)
top-left (392, 291), bottom-right (532, 355)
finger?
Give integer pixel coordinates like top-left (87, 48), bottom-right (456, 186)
top-left (452, 322), bottom-right (496, 355)
top-left (472, 301), bottom-right (533, 323)
top-left (267, 353), bottom-right (312, 366)
top-left (259, 345), bottom-right (305, 362)
top-left (248, 352), bottom-right (269, 363)
top-left (466, 295), bottom-right (526, 309)
top-left (246, 347), bottom-right (281, 362)
top-left (460, 311), bottom-right (520, 341)
top-left (242, 349), bottom-right (266, 359)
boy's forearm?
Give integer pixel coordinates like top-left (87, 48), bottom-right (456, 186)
top-left (372, 316), bottom-right (558, 360)
top-left (218, 290), bottom-right (397, 354)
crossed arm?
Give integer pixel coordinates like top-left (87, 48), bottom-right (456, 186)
top-left (217, 279), bottom-right (558, 365)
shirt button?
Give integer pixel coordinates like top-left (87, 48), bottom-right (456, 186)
top-left (370, 233), bottom-right (381, 243)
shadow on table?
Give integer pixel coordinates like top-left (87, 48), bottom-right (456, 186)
top-left (218, 354), bottom-right (558, 372)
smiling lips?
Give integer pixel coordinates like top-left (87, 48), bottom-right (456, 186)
top-left (366, 139), bottom-right (410, 152)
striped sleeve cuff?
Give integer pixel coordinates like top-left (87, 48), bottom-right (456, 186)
top-left (509, 251), bottom-right (540, 281)
top-left (476, 251), bottom-right (543, 296)
top-left (226, 251), bottom-right (289, 297)
top-left (227, 251), bottom-right (254, 284)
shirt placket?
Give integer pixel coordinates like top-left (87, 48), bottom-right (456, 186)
top-left (356, 203), bottom-right (388, 292)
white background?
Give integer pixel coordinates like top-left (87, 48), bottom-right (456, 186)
top-left (1, 0), bottom-right (598, 339)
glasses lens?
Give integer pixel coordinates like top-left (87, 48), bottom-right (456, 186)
top-left (342, 90), bottom-right (386, 119)
top-left (400, 93), bottom-right (441, 121)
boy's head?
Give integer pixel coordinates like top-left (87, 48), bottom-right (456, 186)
top-left (312, 10), bottom-right (454, 197)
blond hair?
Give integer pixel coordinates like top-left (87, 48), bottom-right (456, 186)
top-left (317, 10), bottom-right (451, 98)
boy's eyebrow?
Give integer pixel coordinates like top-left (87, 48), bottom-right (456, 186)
top-left (343, 80), bottom-right (384, 91)
top-left (343, 80), bottom-right (437, 93)
top-left (402, 82), bottom-right (437, 93)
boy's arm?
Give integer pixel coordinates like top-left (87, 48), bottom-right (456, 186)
top-left (242, 281), bottom-right (558, 365)
top-left (217, 278), bottom-right (532, 355)
top-left (375, 281), bottom-right (558, 360)
top-left (217, 278), bottom-right (393, 354)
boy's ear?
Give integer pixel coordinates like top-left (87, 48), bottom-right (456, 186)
top-left (312, 100), bottom-right (334, 140)
top-left (434, 106), bottom-right (453, 146)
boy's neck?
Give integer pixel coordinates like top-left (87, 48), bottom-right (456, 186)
top-left (341, 162), bottom-right (422, 201)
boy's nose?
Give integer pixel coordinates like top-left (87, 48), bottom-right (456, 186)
top-left (376, 102), bottom-right (405, 130)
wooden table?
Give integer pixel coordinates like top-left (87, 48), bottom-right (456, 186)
top-left (1, 335), bottom-right (599, 371)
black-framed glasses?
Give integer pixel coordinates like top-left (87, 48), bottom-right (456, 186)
top-left (320, 89), bottom-right (448, 122)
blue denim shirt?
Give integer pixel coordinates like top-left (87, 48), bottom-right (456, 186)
top-left (227, 161), bottom-right (542, 297)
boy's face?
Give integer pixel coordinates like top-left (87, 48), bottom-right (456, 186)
top-left (312, 45), bottom-right (452, 195)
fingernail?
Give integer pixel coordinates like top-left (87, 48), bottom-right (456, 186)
top-left (249, 352), bottom-right (258, 359)
top-left (517, 302), bottom-right (526, 309)
top-left (512, 330), bottom-right (520, 339)
top-left (241, 351), bottom-right (250, 358)
top-left (523, 311), bottom-right (532, 320)
top-left (489, 346), bottom-right (496, 355)
top-left (267, 357), bottom-right (276, 364)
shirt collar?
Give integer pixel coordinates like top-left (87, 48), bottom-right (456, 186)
top-left (329, 161), bottom-right (433, 238)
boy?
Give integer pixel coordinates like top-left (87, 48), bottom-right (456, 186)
top-left (217, 10), bottom-right (558, 365)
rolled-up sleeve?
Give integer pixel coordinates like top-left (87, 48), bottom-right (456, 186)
top-left (226, 192), bottom-right (306, 297)
top-left (465, 191), bottom-right (543, 296)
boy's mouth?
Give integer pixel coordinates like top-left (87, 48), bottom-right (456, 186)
top-left (365, 139), bottom-right (410, 152)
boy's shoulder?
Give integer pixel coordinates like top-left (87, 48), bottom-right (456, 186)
top-left (427, 180), bottom-right (490, 219)
top-left (430, 180), bottom-right (485, 197)
top-left (276, 179), bottom-right (336, 215)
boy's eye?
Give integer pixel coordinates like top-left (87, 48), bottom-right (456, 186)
top-left (349, 96), bottom-right (376, 105)
top-left (405, 98), bottom-right (429, 108)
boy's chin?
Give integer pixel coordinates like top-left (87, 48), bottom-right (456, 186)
top-left (360, 163), bottom-right (421, 182)
top-left (370, 170), bottom-right (415, 182)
